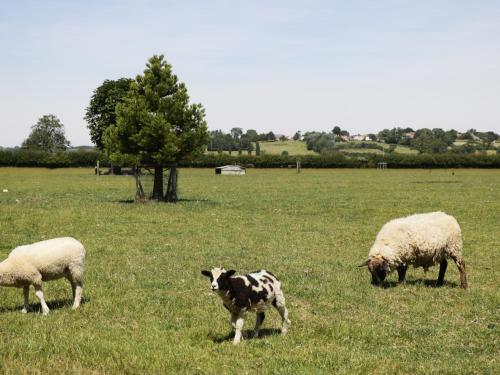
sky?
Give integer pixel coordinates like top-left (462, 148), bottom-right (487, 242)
top-left (0, 0), bottom-right (499, 147)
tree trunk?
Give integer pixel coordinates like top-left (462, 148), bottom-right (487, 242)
top-left (134, 166), bottom-right (145, 201)
top-left (165, 165), bottom-right (178, 202)
top-left (152, 166), bottom-right (164, 200)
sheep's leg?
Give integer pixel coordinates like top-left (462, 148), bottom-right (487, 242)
top-left (233, 316), bottom-right (245, 345)
top-left (67, 270), bottom-right (83, 309)
top-left (251, 312), bottom-right (265, 338)
top-left (72, 282), bottom-right (83, 309)
top-left (449, 254), bottom-right (468, 289)
top-left (71, 282), bottom-right (76, 301)
top-left (21, 286), bottom-right (30, 313)
top-left (397, 266), bottom-right (408, 283)
top-left (273, 291), bottom-right (291, 335)
top-left (437, 259), bottom-right (448, 286)
top-left (34, 285), bottom-right (50, 315)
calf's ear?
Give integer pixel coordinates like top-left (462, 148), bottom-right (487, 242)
top-left (201, 270), bottom-right (212, 278)
top-left (226, 270), bottom-right (236, 277)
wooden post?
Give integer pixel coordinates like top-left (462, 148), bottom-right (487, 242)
top-left (95, 160), bottom-right (100, 175)
top-left (296, 159), bottom-right (301, 173)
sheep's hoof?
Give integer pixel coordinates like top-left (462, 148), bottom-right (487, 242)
top-left (20, 308), bottom-right (29, 314)
top-left (232, 340), bottom-right (241, 345)
top-left (42, 310), bottom-right (50, 316)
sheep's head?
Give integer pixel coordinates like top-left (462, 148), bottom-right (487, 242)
top-left (201, 267), bottom-right (236, 291)
top-left (359, 255), bottom-right (389, 286)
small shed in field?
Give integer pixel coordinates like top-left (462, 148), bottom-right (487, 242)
top-left (215, 165), bottom-right (246, 175)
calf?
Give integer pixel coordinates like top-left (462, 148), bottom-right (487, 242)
top-left (201, 267), bottom-right (290, 344)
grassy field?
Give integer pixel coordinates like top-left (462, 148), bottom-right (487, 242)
top-left (258, 140), bottom-right (317, 155)
top-left (0, 168), bottom-right (498, 374)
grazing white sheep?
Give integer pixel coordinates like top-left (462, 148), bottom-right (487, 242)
top-left (201, 267), bottom-right (291, 344)
top-left (360, 212), bottom-right (468, 289)
top-left (0, 237), bottom-right (86, 314)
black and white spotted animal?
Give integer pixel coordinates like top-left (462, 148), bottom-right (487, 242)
top-left (201, 267), bottom-right (291, 344)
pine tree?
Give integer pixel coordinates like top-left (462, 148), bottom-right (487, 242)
top-left (104, 55), bottom-right (208, 202)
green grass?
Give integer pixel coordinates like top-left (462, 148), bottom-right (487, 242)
top-left (206, 140), bottom-right (419, 156)
top-left (258, 140), bottom-right (317, 155)
top-left (0, 168), bottom-right (498, 374)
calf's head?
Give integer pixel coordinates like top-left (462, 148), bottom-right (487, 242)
top-left (201, 267), bottom-right (236, 291)
top-left (359, 255), bottom-right (389, 285)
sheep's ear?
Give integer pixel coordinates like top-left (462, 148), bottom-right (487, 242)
top-left (201, 270), bottom-right (212, 278)
top-left (226, 270), bottom-right (236, 277)
top-left (358, 259), bottom-right (370, 267)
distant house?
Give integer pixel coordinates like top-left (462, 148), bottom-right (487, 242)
top-left (403, 132), bottom-right (416, 139)
top-left (351, 134), bottom-right (370, 141)
top-left (215, 165), bottom-right (246, 175)
top-left (470, 133), bottom-right (481, 141)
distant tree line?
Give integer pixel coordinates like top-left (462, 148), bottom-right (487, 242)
top-left (207, 128), bottom-right (278, 154)
top-left (377, 127), bottom-right (499, 154)
top-left (2, 149), bottom-right (498, 169)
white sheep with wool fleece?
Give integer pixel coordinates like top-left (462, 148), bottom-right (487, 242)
top-left (0, 237), bottom-right (86, 314)
top-left (361, 212), bottom-right (467, 288)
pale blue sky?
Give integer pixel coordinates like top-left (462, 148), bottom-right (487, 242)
top-left (1, 0), bottom-right (499, 146)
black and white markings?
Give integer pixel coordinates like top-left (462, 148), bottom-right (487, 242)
top-left (201, 267), bottom-right (291, 344)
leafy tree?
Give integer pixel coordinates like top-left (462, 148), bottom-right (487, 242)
top-left (293, 131), bottom-right (301, 140)
top-left (378, 127), bottom-right (405, 144)
top-left (411, 128), bottom-right (448, 153)
top-left (267, 132), bottom-right (276, 141)
top-left (22, 114), bottom-right (70, 152)
top-left (104, 55), bottom-right (207, 202)
top-left (303, 132), bottom-right (335, 153)
top-left (443, 129), bottom-right (458, 145)
top-left (367, 133), bottom-right (377, 141)
top-left (332, 126), bottom-right (341, 135)
top-left (314, 133), bottom-right (336, 153)
top-left (85, 78), bottom-right (133, 149)
top-left (482, 131), bottom-right (498, 142)
top-left (303, 132), bottom-right (322, 150)
top-left (245, 129), bottom-right (258, 142)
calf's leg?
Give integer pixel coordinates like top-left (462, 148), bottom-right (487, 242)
top-left (251, 312), bottom-right (265, 338)
top-left (273, 290), bottom-right (291, 335)
top-left (233, 316), bottom-right (245, 345)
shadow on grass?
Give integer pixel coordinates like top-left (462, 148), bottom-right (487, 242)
top-left (0, 297), bottom-right (90, 314)
top-left (117, 198), bottom-right (219, 206)
top-left (412, 181), bottom-right (461, 184)
top-left (211, 328), bottom-right (282, 343)
top-left (379, 279), bottom-right (459, 289)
